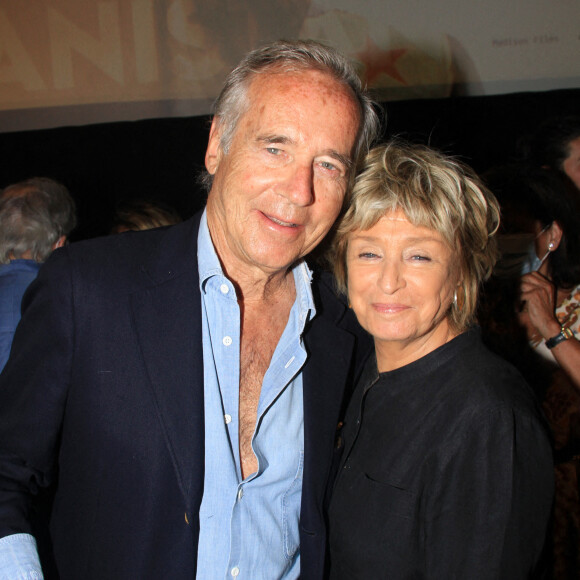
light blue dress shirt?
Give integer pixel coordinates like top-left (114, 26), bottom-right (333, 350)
top-left (0, 533), bottom-right (42, 579)
top-left (196, 211), bottom-right (314, 580)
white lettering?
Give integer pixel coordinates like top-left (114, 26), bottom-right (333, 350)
top-left (167, 0), bottom-right (225, 81)
top-left (132, 0), bottom-right (158, 83)
top-left (167, 0), bottom-right (207, 49)
top-left (48, 2), bottom-right (124, 89)
top-left (0, 9), bottom-right (46, 90)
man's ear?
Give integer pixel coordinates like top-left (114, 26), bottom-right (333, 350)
top-left (548, 221), bottom-right (564, 251)
top-left (205, 119), bottom-right (223, 175)
top-left (52, 236), bottom-right (67, 250)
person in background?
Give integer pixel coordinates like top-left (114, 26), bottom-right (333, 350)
top-left (110, 199), bottom-right (182, 233)
top-left (482, 164), bottom-right (580, 578)
top-left (516, 181), bottom-right (580, 390)
top-left (0, 177), bottom-right (76, 371)
top-left (0, 40), bottom-right (379, 579)
top-left (520, 115), bottom-right (580, 201)
top-left (517, 170), bottom-right (580, 579)
top-left (326, 141), bottom-right (554, 579)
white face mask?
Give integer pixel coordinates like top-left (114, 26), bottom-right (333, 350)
top-left (495, 227), bottom-right (551, 278)
top-left (525, 245), bottom-right (551, 274)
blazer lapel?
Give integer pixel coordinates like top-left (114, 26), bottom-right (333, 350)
top-left (301, 277), bottom-right (372, 532)
top-left (130, 215), bottom-right (205, 511)
top-left (303, 313), bottom-right (356, 468)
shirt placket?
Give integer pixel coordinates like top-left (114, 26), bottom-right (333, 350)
top-left (211, 278), bottom-right (248, 578)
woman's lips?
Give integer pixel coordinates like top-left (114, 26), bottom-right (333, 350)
top-left (372, 303), bottom-right (408, 314)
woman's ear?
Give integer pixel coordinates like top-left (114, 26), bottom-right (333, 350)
top-left (205, 119), bottom-right (223, 176)
top-left (547, 221), bottom-right (564, 251)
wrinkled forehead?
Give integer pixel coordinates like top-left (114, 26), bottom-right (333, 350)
top-left (245, 68), bottom-right (360, 125)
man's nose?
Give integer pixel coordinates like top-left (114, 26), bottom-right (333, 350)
top-left (281, 165), bottom-right (314, 206)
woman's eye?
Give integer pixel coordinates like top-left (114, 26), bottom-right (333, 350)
top-left (321, 161), bottom-right (337, 171)
top-left (410, 254), bottom-right (431, 261)
top-left (359, 252), bottom-right (379, 259)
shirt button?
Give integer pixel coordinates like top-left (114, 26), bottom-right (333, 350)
top-left (220, 284), bottom-right (229, 294)
top-left (224, 414), bottom-right (232, 424)
top-left (223, 336), bottom-right (232, 346)
top-left (231, 567), bottom-right (240, 577)
top-left (237, 488), bottom-right (243, 501)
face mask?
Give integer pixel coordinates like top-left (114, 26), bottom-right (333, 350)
top-left (495, 227), bottom-right (552, 278)
top-left (495, 233), bottom-right (537, 278)
top-left (524, 244), bottom-right (552, 275)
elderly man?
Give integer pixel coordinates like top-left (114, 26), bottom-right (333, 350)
top-left (0, 40), bottom-right (379, 579)
top-left (0, 178), bottom-right (76, 371)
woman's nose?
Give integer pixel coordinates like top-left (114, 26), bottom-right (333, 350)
top-left (379, 261), bottom-right (404, 293)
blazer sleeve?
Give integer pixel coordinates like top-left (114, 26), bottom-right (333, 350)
top-left (0, 248), bottom-right (74, 537)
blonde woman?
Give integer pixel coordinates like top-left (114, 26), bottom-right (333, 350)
top-left (327, 142), bottom-right (554, 579)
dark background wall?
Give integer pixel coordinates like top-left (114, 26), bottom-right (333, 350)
top-left (0, 87), bottom-right (578, 241)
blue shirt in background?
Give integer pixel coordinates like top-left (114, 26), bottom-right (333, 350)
top-left (0, 260), bottom-right (41, 372)
top-left (196, 212), bottom-right (314, 580)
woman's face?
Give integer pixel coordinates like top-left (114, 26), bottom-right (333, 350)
top-left (346, 209), bottom-right (461, 360)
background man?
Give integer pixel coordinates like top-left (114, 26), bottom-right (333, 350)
top-left (0, 177), bottom-right (76, 371)
top-left (0, 40), bottom-right (379, 579)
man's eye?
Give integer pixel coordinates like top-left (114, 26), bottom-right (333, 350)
top-left (266, 147), bottom-right (281, 155)
top-left (321, 161), bottom-right (337, 171)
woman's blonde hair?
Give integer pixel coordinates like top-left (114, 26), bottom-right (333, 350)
top-left (330, 140), bottom-right (500, 332)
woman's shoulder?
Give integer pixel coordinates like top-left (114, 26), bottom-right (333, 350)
top-left (557, 283), bottom-right (580, 331)
top-left (438, 328), bottom-right (543, 418)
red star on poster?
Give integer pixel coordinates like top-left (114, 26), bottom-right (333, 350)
top-left (356, 36), bottom-right (407, 86)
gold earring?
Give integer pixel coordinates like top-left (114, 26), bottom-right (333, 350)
top-left (453, 286), bottom-right (465, 311)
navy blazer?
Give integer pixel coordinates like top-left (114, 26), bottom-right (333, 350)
top-left (0, 212), bottom-right (371, 579)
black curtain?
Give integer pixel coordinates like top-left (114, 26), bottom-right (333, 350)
top-left (0, 88), bottom-right (577, 240)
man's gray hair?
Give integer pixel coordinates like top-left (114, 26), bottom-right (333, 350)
top-left (0, 177), bottom-right (77, 264)
top-left (201, 39), bottom-right (380, 191)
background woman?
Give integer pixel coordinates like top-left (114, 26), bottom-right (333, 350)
top-left (515, 173), bottom-right (580, 390)
top-left (482, 165), bottom-right (580, 577)
top-left (327, 141), bottom-right (554, 579)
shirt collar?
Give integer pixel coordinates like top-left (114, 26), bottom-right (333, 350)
top-left (197, 209), bottom-right (316, 323)
top-left (198, 210), bottom-right (223, 290)
top-left (1, 259), bottom-right (42, 271)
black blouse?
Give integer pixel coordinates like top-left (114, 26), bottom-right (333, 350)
top-left (328, 327), bottom-right (554, 579)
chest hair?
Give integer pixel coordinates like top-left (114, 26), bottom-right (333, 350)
top-left (238, 298), bottom-right (293, 479)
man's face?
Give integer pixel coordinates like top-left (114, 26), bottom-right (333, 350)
top-left (563, 137), bottom-right (580, 192)
top-left (205, 70), bottom-right (361, 279)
